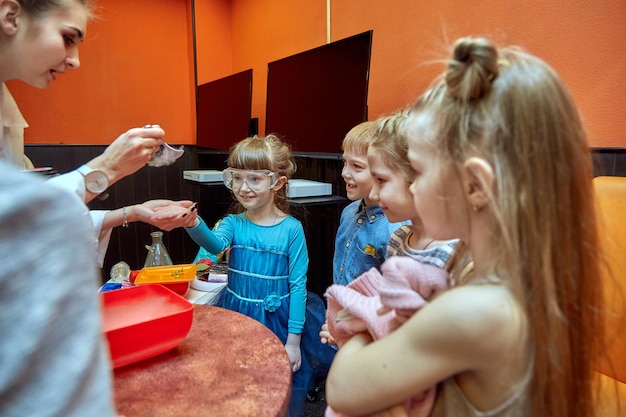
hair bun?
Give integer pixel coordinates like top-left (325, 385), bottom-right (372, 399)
top-left (445, 37), bottom-right (499, 101)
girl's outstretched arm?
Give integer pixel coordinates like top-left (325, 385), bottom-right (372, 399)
top-left (185, 216), bottom-right (231, 255)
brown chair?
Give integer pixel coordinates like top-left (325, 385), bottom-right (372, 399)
top-left (593, 176), bottom-right (626, 415)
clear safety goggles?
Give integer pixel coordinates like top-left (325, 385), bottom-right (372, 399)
top-left (222, 168), bottom-right (279, 192)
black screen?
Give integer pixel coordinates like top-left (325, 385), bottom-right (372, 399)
top-left (265, 31), bottom-right (372, 155)
top-left (196, 69), bottom-right (253, 150)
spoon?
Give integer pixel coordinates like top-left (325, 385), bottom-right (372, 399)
top-left (143, 124), bottom-right (185, 167)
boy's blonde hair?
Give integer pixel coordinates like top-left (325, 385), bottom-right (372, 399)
top-left (341, 121), bottom-right (376, 156)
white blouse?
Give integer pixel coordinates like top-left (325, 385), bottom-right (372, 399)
top-left (1, 83), bottom-right (111, 268)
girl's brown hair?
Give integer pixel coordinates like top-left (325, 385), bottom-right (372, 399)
top-left (409, 37), bottom-right (603, 417)
top-left (227, 134), bottom-right (296, 214)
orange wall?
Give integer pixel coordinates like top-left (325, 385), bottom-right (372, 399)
top-left (229, 1), bottom-right (329, 135)
top-left (8, 0), bottom-right (197, 145)
top-left (195, 0), bottom-right (233, 85)
top-left (206, 0), bottom-right (626, 147)
top-left (333, 0), bottom-right (626, 148)
top-left (9, 0), bottom-right (626, 147)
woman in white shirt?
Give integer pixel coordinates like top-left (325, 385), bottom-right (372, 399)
top-left (0, 0), bottom-right (192, 266)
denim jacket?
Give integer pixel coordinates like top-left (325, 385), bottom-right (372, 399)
top-left (333, 199), bottom-right (407, 286)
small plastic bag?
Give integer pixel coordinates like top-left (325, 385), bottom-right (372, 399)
top-left (148, 142), bottom-right (184, 167)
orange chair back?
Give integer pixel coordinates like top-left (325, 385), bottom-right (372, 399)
top-left (594, 176), bottom-right (626, 383)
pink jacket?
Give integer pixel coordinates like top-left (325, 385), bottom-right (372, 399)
top-left (325, 256), bottom-right (449, 417)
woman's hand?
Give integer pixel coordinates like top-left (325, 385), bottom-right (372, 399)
top-left (87, 125), bottom-right (165, 184)
top-left (142, 200), bottom-right (199, 230)
top-left (143, 199), bottom-right (194, 213)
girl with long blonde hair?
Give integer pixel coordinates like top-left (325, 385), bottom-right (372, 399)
top-left (326, 36), bottom-right (603, 417)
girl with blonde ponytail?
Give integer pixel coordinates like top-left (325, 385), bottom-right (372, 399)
top-left (326, 36), bottom-right (603, 417)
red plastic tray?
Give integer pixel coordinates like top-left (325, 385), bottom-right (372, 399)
top-left (159, 281), bottom-right (191, 296)
top-left (101, 284), bottom-right (194, 368)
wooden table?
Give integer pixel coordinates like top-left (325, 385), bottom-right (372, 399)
top-left (113, 305), bottom-right (292, 417)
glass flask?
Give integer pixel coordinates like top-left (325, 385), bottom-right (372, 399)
top-left (144, 231), bottom-right (173, 267)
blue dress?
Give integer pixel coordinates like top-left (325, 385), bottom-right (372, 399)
top-left (186, 213), bottom-right (335, 417)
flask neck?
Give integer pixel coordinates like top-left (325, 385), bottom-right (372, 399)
top-left (150, 231), bottom-right (164, 244)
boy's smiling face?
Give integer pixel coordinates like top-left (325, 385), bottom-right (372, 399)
top-left (341, 150), bottom-right (374, 204)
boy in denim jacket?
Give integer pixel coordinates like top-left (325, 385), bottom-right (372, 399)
top-left (333, 122), bottom-right (406, 286)
top-left (312, 123), bottom-right (406, 400)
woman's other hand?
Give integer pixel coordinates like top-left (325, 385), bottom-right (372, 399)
top-left (148, 200), bottom-right (198, 230)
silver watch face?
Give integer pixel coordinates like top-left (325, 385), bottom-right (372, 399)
top-left (85, 170), bottom-right (109, 193)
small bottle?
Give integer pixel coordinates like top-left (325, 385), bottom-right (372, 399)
top-left (144, 231), bottom-right (173, 267)
top-left (110, 261), bottom-right (131, 283)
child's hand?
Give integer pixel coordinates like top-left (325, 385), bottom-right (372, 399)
top-left (285, 334), bottom-right (302, 372)
top-left (368, 404), bottom-right (410, 417)
top-left (320, 322), bottom-right (337, 345)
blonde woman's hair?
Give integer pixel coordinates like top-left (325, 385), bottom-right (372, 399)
top-left (227, 134), bottom-right (296, 214)
top-left (341, 121), bottom-right (376, 155)
top-left (369, 109), bottom-right (414, 184)
top-left (18, 0), bottom-right (95, 18)
top-left (407, 37), bottom-right (602, 417)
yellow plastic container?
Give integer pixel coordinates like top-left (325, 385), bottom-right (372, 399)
top-left (134, 264), bottom-right (196, 284)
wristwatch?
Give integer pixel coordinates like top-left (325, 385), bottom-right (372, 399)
top-left (77, 165), bottom-right (109, 194)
